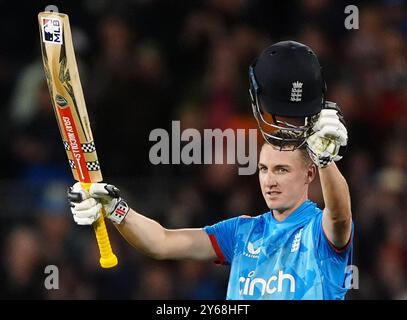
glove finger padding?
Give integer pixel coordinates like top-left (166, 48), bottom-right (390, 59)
top-left (72, 197), bottom-right (100, 211)
top-left (89, 183), bottom-right (110, 196)
top-left (312, 110), bottom-right (337, 130)
top-left (88, 183), bottom-right (119, 214)
top-left (318, 124), bottom-right (347, 145)
top-left (89, 183), bottom-right (120, 200)
top-left (306, 133), bottom-right (342, 168)
top-left (316, 116), bottom-right (347, 133)
top-left (90, 183), bottom-right (129, 224)
top-left (68, 182), bottom-right (102, 226)
top-left (312, 111), bottom-right (348, 146)
top-left (318, 101), bottom-right (346, 124)
top-left (319, 109), bottom-right (339, 119)
top-left (74, 216), bottom-right (99, 226)
top-left (71, 199), bottom-right (102, 225)
top-left (307, 134), bottom-right (336, 154)
top-left (72, 181), bottom-right (85, 192)
top-left (68, 182), bottom-right (89, 203)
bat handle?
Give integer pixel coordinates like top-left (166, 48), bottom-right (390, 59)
top-left (93, 211), bottom-right (118, 268)
top-left (81, 183), bottom-right (118, 268)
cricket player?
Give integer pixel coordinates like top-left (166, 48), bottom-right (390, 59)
top-left (68, 41), bottom-right (353, 300)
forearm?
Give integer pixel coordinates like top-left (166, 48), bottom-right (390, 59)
top-left (319, 162), bottom-right (352, 222)
top-left (113, 209), bottom-right (215, 261)
top-left (319, 163), bottom-right (352, 248)
top-left (114, 208), bottom-right (168, 259)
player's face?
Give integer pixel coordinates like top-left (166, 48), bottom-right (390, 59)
top-left (258, 144), bottom-right (315, 216)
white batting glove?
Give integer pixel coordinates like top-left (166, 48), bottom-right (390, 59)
top-left (68, 182), bottom-right (130, 225)
top-left (68, 182), bottom-right (101, 225)
top-left (306, 101), bottom-right (348, 168)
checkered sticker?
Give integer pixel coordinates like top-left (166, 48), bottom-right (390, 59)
top-left (64, 141), bottom-right (96, 153)
top-left (68, 159), bottom-right (76, 169)
top-left (69, 160), bottom-right (100, 171)
top-left (86, 161), bottom-right (100, 171)
top-left (63, 141), bottom-right (70, 151)
top-left (82, 142), bottom-right (96, 153)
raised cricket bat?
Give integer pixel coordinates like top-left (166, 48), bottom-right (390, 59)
top-left (38, 10), bottom-right (118, 268)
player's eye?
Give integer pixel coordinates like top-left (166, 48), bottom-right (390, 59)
top-left (277, 167), bottom-right (289, 174)
top-left (258, 166), bottom-right (267, 173)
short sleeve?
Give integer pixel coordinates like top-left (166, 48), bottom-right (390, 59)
top-left (313, 212), bottom-right (354, 262)
top-left (312, 212), bottom-right (354, 295)
top-left (203, 217), bottom-right (240, 265)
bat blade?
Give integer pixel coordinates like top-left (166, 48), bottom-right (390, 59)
top-left (38, 11), bottom-right (102, 183)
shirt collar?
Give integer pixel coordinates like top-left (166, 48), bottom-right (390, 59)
top-left (269, 200), bottom-right (316, 225)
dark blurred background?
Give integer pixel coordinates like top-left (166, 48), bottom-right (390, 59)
top-left (0, 0), bottom-right (406, 299)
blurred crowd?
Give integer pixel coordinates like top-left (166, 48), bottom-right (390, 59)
top-left (0, 0), bottom-right (406, 299)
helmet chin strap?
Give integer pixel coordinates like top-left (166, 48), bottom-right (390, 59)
top-left (250, 92), bottom-right (312, 150)
top-left (261, 130), bottom-right (308, 151)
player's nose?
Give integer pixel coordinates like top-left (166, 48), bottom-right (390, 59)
top-left (263, 172), bottom-right (278, 188)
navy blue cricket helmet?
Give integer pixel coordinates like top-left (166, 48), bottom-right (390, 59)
top-left (249, 40), bottom-right (326, 148)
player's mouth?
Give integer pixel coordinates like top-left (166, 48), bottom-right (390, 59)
top-left (266, 191), bottom-right (281, 198)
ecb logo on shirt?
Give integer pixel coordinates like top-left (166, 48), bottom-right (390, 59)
top-left (291, 228), bottom-right (303, 253)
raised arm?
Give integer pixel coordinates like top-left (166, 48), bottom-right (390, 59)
top-left (68, 182), bottom-right (217, 261)
top-left (319, 163), bottom-right (352, 248)
top-left (306, 101), bottom-right (352, 249)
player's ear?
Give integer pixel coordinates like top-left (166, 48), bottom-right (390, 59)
top-left (306, 164), bottom-right (317, 184)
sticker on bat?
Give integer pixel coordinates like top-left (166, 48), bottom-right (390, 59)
top-left (58, 108), bottom-right (91, 182)
top-left (41, 17), bottom-right (63, 44)
top-left (55, 94), bottom-right (68, 108)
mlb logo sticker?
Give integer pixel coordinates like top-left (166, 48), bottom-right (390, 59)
top-left (42, 18), bottom-right (63, 44)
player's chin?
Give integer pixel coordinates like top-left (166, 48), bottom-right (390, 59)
top-left (264, 197), bottom-right (283, 210)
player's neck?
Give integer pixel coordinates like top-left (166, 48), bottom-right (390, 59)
top-left (272, 193), bottom-right (308, 222)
